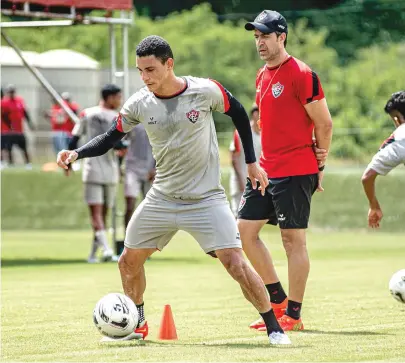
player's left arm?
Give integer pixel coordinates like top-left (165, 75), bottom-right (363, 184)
top-left (23, 106), bottom-right (35, 130)
top-left (209, 80), bottom-right (268, 193)
top-left (298, 70), bottom-right (333, 167)
top-left (361, 139), bottom-right (405, 228)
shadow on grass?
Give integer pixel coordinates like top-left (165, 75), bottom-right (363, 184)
top-left (302, 329), bottom-right (391, 336)
top-left (1, 256), bottom-right (205, 268)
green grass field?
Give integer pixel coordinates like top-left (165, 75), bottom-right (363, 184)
top-left (2, 228), bottom-right (405, 362)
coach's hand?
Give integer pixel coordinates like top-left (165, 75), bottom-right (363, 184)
top-left (247, 163), bottom-right (268, 196)
top-left (368, 207), bottom-right (383, 229)
top-left (316, 171), bottom-right (324, 192)
top-left (57, 149), bottom-right (78, 170)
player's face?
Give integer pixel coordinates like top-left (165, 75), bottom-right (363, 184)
top-left (254, 29), bottom-right (285, 62)
top-left (137, 55), bottom-right (174, 93)
top-left (106, 92), bottom-right (122, 109)
top-left (389, 110), bottom-right (405, 128)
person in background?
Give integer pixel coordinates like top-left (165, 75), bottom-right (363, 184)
top-left (1, 84), bottom-right (35, 168)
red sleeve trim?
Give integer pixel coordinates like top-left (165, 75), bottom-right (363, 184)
top-left (210, 79), bottom-right (230, 113)
top-left (233, 130), bottom-right (241, 153)
top-left (116, 114), bottom-right (124, 132)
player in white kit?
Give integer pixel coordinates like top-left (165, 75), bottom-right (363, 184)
top-left (57, 35), bottom-right (290, 345)
top-left (229, 104), bottom-right (262, 217)
top-left (124, 124), bottom-right (156, 228)
top-left (68, 84), bottom-right (124, 263)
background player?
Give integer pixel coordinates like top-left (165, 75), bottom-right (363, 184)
top-left (229, 104), bottom-right (262, 217)
top-left (57, 35), bottom-right (291, 345)
top-left (362, 90), bottom-right (405, 228)
top-left (68, 84), bottom-right (124, 263)
top-left (124, 123), bottom-right (156, 229)
top-left (239, 10), bottom-right (333, 332)
top-left (0, 84), bottom-right (34, 168)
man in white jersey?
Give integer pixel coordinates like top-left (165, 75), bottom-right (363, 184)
top-left (57, 35), bottom-right (291, 345)
top-left (68, 84), bottom-right (124, 263)
top-left (124, 124), bottom-right (156, 228)
top-left (229, 104), bottom-right (262, 217)
top-left (362, 90), bottom-right (405, 228)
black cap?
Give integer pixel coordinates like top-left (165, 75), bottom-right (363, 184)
top-left (5, 84), bottom-right (16, 93)
top-left (245, 10), bottom-right (288, 34)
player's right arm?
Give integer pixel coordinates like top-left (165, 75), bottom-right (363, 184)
top-left (58, 96), bottom-right (140, 170)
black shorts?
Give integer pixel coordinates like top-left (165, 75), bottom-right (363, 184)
top-left (237, 174), bottom-right (318, 229)
top-left (2, 134), bottom-right (27, 151)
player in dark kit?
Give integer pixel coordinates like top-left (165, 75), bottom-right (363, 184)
top-left (238, 10), bottom-right (333, 331)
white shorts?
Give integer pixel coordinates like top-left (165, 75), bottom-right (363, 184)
top-left (124, 170), bottom-right (151, 199)
top-left (84, 183), bottom-right (116, 208)
top-left (124, 189), bottom-right (241, 254)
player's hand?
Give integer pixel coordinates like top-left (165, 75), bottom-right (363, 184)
top-left (316, 171), bottom-right (324, 192)
top-left (57, 149), bottom-right (78, 170)
top-left (312, 138), bottom-right (328, 164)
top-left (368, 207), bottom-right (383, 229)
top-left (115, 148), bottom-right (127, 158)
top-left (247, 163), bottom-right (268, 196)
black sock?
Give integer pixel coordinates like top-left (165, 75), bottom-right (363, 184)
top-left (260, 309), bottom-right (283, 335)
top-left (265, 282), bottom-right (287, 304)
top-left (286, 300), bottom-right (302, 320)
top-left (136, 302), bottom-right (145, 326)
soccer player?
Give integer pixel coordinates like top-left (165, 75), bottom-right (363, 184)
top-left (229, 104), bottom-right (262, 217)
top-left (57, 35), bottom-right (291, 345)
top-left (362, 91), bottom-right (405, 228)
top-left (240, 10), bottom-right (333, 331)
top-left (124, 124), bottom-right (156, 229)
top-left (68, 84), bottom-right (123, 263)
top-left (0, 84), bottom-right (34, 168)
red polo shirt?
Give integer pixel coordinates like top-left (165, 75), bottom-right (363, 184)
top-left (1, 96), bottom-right (26, 134)
top-left (50, 101), bottom-right (79, 134)
top-left (256, 56), bottom-right (325, 178)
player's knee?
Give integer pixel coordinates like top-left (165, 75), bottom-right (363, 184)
top-left (237, 220), bottom-right (259, 244)
top-left (217, 249), bottom-right (247, 280)
top-left (118, 249), bottom-right (146, 274)
top-left (280, 230), bottom-right (306, 256)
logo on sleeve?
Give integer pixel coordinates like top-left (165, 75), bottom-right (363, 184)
top-left (186, 109), bottom-right (200, 123)
top-left (272, 82), bottom-right (284, 98)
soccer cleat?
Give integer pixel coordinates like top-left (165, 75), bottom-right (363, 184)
top-left (100, 321), bottom-right (149, 342)
top-left (249, 299), bottom-right (287, 330)
top-left (134, 320), bottom-right (149, 340)
top-left (87, 257), bottom-right (100, 264)
top-left (268, 331), bottom-right (291, 345)
top-left (278, 315), bottom-right (304, 331)
top-left (101, 249), bottom-right (114, 262)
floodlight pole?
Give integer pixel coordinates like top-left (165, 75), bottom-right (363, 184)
top-left (121, 11), bottom-right (130, 100)
top-left (1, 30), bottom-right (80, 125)
top-left (109, 24), bottom-right (117, 84)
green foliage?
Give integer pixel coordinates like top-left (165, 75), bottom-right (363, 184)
top-left (2, 3), bottom-right (405, 157)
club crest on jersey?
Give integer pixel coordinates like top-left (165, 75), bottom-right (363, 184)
top-left (272, 82), bottom-right (284, 98)
top-left (186, 109), bottom-right (200, 123)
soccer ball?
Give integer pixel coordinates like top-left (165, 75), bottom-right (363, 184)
top-left (93, 293), bottom-right (139, 338)
top-left (389, 269), bottom-right (405, 303)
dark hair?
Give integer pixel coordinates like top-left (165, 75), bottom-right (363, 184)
top-left (136, 35), bottom-right (174, 64)
top-left (101, 84), bottom-right (121, 101)
top-left (276, 32), bottom-right (288, 47)
top-left (384, 91), bottom-right (405, 117)
top-left (250, 106), bottom-right (259, 116)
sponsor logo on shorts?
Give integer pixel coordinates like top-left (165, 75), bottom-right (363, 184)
top-left (186, 109), bottom-right (200, 123)
top-left (278, 213), bottom-right (286, 222)
top-left (148, 116), bottom-right (157, 125)
top-left (272, 82), bottom-right (284, 98)
top-left (236, 232), bottom-right (240, 240)
top-left (238, 196), bottom-right (246, 211)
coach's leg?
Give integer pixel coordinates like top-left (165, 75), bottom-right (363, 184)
top-left (237, 219), bottom-right (280, 285)
top-left (280, 228), bottom-right (309, 304)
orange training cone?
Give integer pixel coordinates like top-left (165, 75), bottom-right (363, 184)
top-left (158, 304), bottom-right (178, 340)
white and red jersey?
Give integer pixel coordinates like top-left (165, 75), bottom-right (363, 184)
top-left (119, 76), bottom-right (230, 200)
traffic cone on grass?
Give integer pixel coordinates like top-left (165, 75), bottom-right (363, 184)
top-left (158, 304), bottom-right (178, 340)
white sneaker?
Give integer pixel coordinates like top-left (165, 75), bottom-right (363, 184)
top-left (87, 257), bottom-right (100, 264)
top-left (101, 249), bottom-right (114, 262)
top-left (25, 163), bottom-right (33, 170)
top-left (268, 331), bottom-right (291, 345)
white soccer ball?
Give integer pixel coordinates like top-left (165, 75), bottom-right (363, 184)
top-left (389, 269), bottom-right (405, 304)
top-left (93, 293), bottom-right (139, 338)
